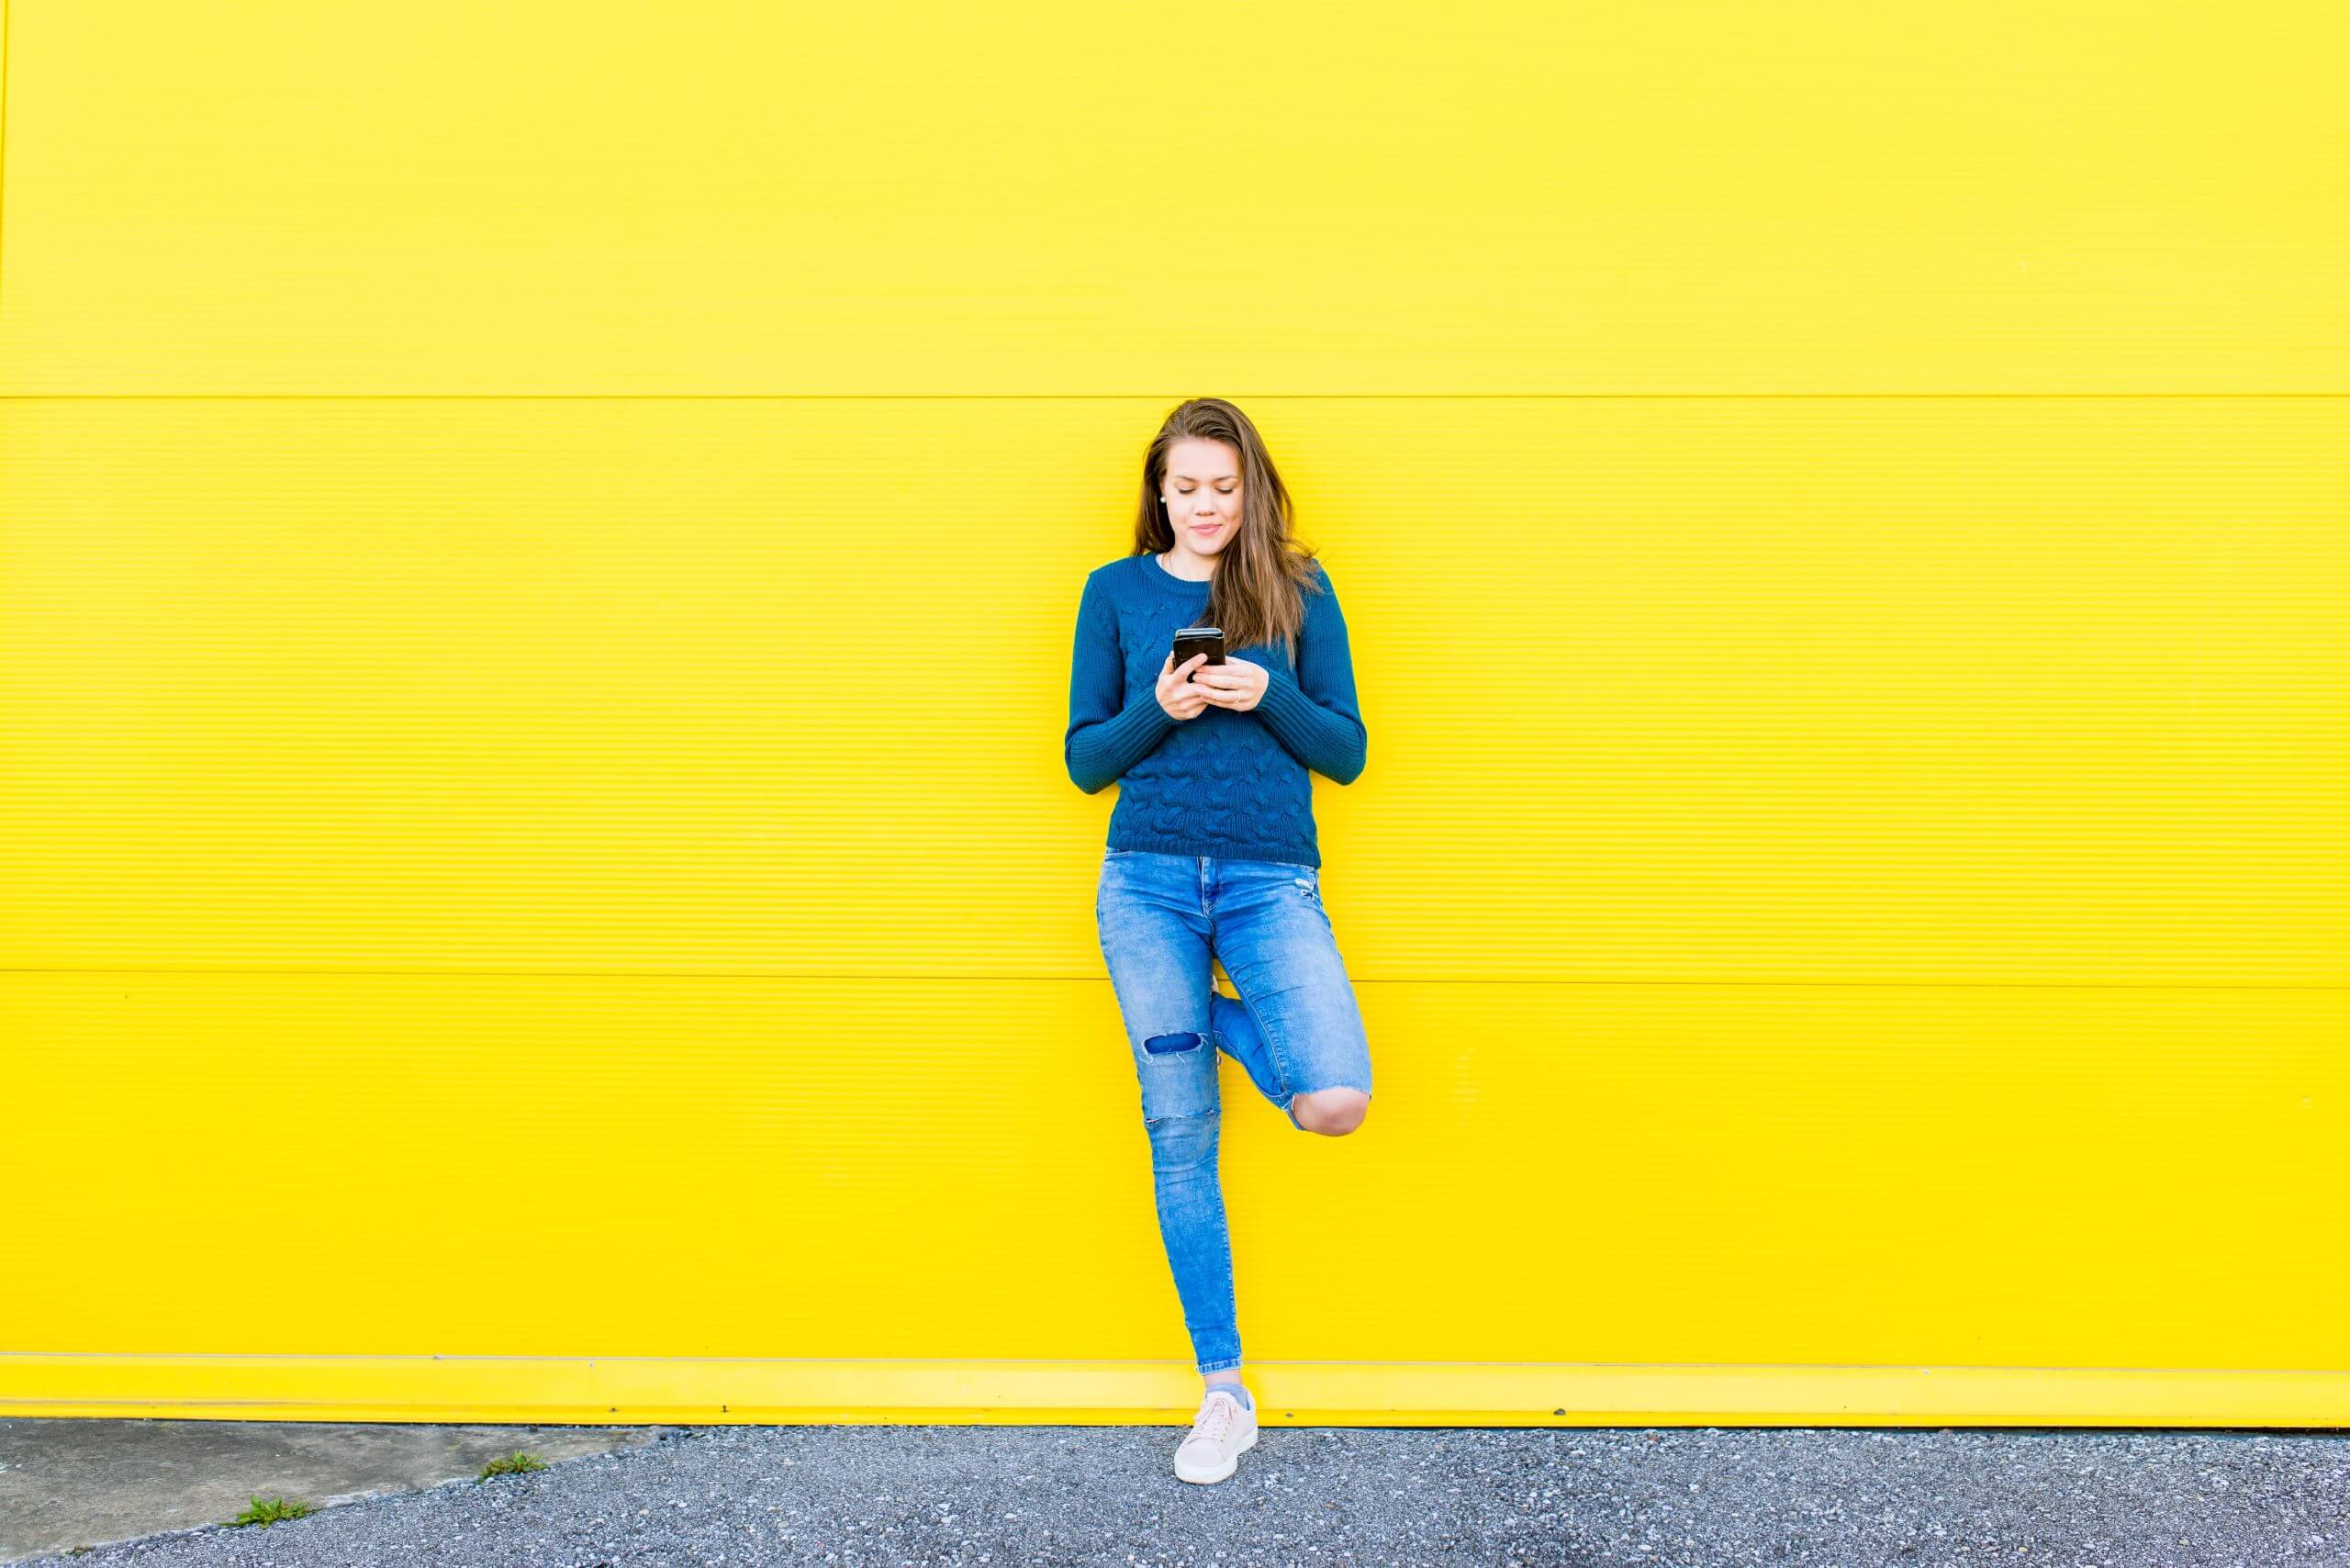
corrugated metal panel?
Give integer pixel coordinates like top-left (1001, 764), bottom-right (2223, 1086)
top-left (4, 972), bottom-right (2347, 1423)
top-left (1, 399), bottom-right (2341, 985)
top-left (0, 0), bottom-right (2345, 393)
top-left (2, 0), bottom-right (2345, 1425)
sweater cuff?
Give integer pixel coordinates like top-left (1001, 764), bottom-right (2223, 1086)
top-left (1254, 659), bottom-right (1322, 744)
top-left (1080, 696), bottom-right (1176, 780)
top-left (1110, 693), bottom-right (1178, 746)
top-left (1251, 658), bottom-right (1363, 781)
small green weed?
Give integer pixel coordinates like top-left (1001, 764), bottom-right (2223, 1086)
top-left (228, 1494), bottom-right (316, 1528)
top-left (478, 1450), bottom-right (549, 1479)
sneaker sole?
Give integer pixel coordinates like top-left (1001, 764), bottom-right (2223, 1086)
top-left (1173, 1422), bottom-right (1259, 1484)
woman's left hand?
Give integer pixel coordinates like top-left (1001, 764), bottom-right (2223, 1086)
top-left (1190, 657), bottom-right (1269, 712)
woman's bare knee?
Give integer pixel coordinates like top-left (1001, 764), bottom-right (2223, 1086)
top-left (1291, 1088), bottom-right (1371, 1135)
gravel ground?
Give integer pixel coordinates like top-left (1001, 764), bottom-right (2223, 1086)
top-left (19, 1422), bottom-right (2350, 1567)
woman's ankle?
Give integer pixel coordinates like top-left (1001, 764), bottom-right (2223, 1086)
top-left (1203, 1375), bottom-right (1253, 1411)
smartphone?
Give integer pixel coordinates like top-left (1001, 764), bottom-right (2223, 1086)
top-left (1171, 626), bottom-right (1226, 680)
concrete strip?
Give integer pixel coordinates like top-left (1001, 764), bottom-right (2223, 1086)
top-left (0, 1418), bottom-right (674, 1563)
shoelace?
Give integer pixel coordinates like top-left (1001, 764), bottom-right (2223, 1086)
top-left (1188, 1392), bottom-right (1241, 1447)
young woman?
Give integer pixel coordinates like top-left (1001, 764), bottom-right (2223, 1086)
top-left (1063, 397), bottom-right (1372, 1484)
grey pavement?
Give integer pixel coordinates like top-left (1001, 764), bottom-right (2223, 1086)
top-left (0, 1421), bottom-right (666, 1565)
top-left (5, 1417), bottom-right (2348, 1566)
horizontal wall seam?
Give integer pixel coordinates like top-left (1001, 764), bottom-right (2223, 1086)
top-left (2, 967), bottom-right (2345, 991)
top-left (6, 392), bottom-right (2350, 402)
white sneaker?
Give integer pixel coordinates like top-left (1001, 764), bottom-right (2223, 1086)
top-left (1173, 1386), bottom-right (1259, 1484)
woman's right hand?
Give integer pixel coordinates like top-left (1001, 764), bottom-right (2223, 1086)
top-left (1157, 653), bottom-right (1213, 720)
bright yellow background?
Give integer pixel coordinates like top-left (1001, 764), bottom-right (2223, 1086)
top-left (2, 0), bottom-right (2345, 1426)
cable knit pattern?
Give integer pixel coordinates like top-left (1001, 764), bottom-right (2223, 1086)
top-left (1064, 552), bottom-right (1366, 867)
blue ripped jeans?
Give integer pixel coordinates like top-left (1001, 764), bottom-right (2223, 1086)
top-left (1093, 848), bottom-right (1375, 1375)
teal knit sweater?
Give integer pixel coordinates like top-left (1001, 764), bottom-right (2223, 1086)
top-left (1064, 552), bottom-right (1366, 867)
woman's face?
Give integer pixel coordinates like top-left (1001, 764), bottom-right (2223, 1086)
top-left (1162, 438), bottom-right (1242, 561)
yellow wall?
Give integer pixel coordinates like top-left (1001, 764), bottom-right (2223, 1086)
top-left (2, 0), bottom-right (2344, 1427)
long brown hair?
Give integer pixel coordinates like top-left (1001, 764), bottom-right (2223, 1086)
top-left (1131, 398), bottom-right (1324, 667)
